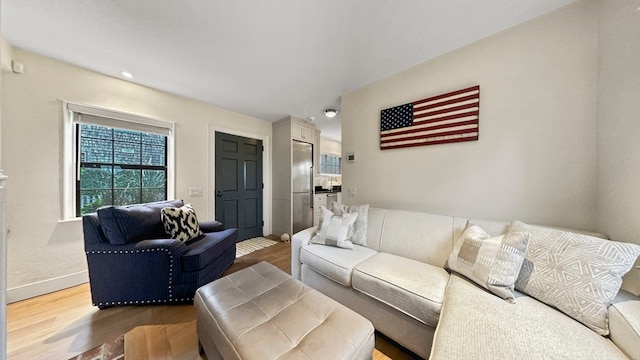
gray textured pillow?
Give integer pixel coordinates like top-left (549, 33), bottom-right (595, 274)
top-left (332, 203), bottom-right (369, 246)
top-left (310, 206), bottom-right (357, 249)
top-left (512, 221), bottom-right (640, 335)
top-left (446, 222), bottom-right (529, 303)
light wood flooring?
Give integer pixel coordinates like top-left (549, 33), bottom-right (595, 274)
top-left (8, 238), bottom-right (419, 360)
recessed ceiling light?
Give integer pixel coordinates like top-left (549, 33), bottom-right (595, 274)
top-left (324, 109), bottom-right (338, 118)
top-left (121, 70), bottom-right (134, 79)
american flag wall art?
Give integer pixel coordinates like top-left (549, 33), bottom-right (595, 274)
top-left (380, 85), bottom-right (480, 150)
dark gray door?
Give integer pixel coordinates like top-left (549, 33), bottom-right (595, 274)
top-left (215, 132), bottom-right (263, 241)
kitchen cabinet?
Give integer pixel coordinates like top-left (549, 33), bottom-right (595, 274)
top-left (314, 130), bottom-right (321, 174)
top-left (292, 122), bottom-right (316, 142)
top-left (272, 116), bottom-right (320, 236)
top-left (313, 192), bottom-right (341, 226)
top-left (313, 194), bottom-right (326, 226)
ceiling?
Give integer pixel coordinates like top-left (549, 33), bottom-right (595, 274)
top-left (1, 0), bottom-right (573, 141)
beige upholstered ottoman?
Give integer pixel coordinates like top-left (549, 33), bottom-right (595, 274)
top-left (195, 261), bottom-right (375, 360)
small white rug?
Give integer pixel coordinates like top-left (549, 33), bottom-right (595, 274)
top-left (236, 237), bottom-right (279, 258)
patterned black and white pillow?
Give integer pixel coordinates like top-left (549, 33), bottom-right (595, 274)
top-left (161, 204), bottom-right (204, 242)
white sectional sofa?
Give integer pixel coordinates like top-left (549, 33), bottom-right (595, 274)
top-left (291, 207), bottom-right (640, 359)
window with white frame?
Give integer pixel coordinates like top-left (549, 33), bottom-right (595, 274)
top-left (64, 103), bottom-right (175, 218)
top-left (319, 153), bottom-right (341, 175)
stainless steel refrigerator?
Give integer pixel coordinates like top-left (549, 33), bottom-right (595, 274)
top-left (292, 140), bottom-right (313, 234)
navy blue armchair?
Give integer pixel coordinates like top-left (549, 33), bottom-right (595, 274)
top-left (82, 199), bottom-right (237, 308)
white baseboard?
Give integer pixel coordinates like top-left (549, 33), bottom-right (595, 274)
top-left (7, 271), bottom-right (89, 303)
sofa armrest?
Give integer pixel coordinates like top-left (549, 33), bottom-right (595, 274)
top-left (291, 226), bottom-right (317, 280)
top-left (609, 290), bottom-right (640, 360)
top-left (199, 220), bottom-right (224, 233)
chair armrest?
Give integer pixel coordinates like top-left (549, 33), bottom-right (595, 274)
top-left (136, 238), bottom-right (188, 256)
top-left (609, 290), bottom-right (640, 360)
top-left (291, 226), bottom-right (317, 280)
top-left (199, 220), bottom-right (224, 233)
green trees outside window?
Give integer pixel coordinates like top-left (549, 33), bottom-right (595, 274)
top-left (77, 124), bottom-right (167, 216)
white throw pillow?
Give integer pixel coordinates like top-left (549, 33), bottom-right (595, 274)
top-left (310, 206), bottom-right (358, 249)
top-left (512, 221), bottom-right (640, 335)
top-left (446, 222), bottom-right (529, 303)
top-left (332, 203), bottom-right (369, 246)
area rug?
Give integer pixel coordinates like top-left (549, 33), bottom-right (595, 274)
top-left (236, 237), bottom-right (279, 258)
top-left (68, 335), bottom-right (123, 360)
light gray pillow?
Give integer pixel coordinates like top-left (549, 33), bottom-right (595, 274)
top-left (446, 222), bottom-right (529, 303)
top-left (310, 206), bottom-right (357, 249)
top-left (332, 203), bottom-right (369, 246)
top-left (512, 221), bottom-right (640, 335)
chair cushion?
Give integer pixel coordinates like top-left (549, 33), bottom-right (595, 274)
top-left (352, 253), bottom-right (449, 327)
top-left (97, 199), bottom-right (183, 245)
top-left (430, 275), bottom-right (627, 360)
top-left (182, 228), bottom-right (237, 272)
top-left (300, 244), bottom-right (377, 286)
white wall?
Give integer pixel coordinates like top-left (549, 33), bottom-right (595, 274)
top-left (342, 0), bottom-right (640, 293)
top-left (596, 0), bottom-right (640, 295)
top-left (320, 137), bottom-right (341, 155)
top-left (1, 48), bottom-right (273, 302)
top-left (342, 1), bottom-right (598, 229)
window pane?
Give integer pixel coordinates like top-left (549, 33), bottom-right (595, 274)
top-left (114, 129), bottom-right (141, 143)
top-left (81, 124), bottom-right (112, 140)
top-left (81, 138), bottom-right (112, 163)
top-left (142, 169), bottom-right (166, 188)
top-left (76, 122), bottom-right (168, 216)
top-left (114, 141), bottom-right (141, 165)
top-left (80, 166), bottom-right (112, 189)
top-left (319, 154), bottom-right (341, 174)
top-left (142, 133), bottom-right (165, 145)
top-left (142, 188), bottom-right (166, 203)
top-left (142, 144), bottom-right (165, 166)
top-left (114, 167), bottom-right (141, 188)
top-left (114, 188), bottom-right (141, 206)
top-left (79, 189), bottom-right (113, 214)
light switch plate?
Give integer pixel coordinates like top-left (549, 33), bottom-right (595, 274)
top-left (189, 187), bottom-right (203, 197)
top-left (348, 187), bottom-right (357, 197)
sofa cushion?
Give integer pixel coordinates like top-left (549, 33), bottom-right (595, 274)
top-left (300, 244), bottom-right (377, 286)
top-left (512, 221), bottom-right (640, 335)
top-left (161, 203), bottom-right (204, 242)
top-left (430, 275), bottom-right (627, 360)
top-left (97, 199), bottom-right (184, 245)
top-left (446, 222), bottom-right (529, 303)
top-left (182, 228), bottom-right (237, 272)
top-left (310, 206), bottom-right (357, 249)
top-left (352, 253), bottom-right (449, 327)
top-left (609, 290), bottom-right (640, 359)
top-left (378, 210), bottom-right (454, 268)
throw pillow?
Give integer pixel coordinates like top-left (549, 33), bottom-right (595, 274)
top-left (446, 222), bottom-right (529, 303)
top-left (310, 206), bottom-right (358, 249)
top-left (512, 221), bottom-right (640, 336)
top-left (97, 199), bottom-right (184, 245)
top-left (161, 204), bottom-right (204, 242)
top-left (332, 203), bottom-right (369, 246)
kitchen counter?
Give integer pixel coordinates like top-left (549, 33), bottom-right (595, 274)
top-left (314, 186), bottom-right (341, 194)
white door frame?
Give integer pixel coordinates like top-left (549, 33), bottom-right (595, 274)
top-left (208, 125), bottom-right (272, 236)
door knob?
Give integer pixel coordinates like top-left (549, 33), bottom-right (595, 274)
top-left (216, 190), bottom-right (222, 197)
